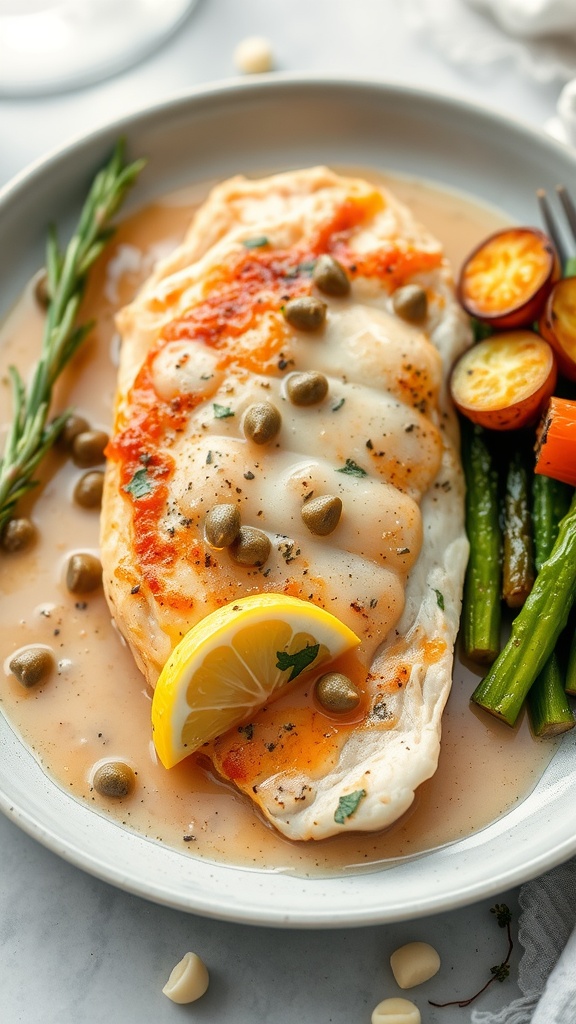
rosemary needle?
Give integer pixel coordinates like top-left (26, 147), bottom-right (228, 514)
top-left (0, 140), bottom-right (145, 536)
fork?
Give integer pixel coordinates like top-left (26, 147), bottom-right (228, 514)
top-left (536, 185), bottom-right (576, 274)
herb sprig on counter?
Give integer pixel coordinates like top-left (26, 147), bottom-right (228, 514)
top-left (0, 140), bottom-right (145, 536)
top-left (429, 904), bottom-right (514, 1009)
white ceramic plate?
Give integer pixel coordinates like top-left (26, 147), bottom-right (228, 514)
top-left (2, 76), bottom-right (576, 928)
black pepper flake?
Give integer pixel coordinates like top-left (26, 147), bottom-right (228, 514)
top-left (405, 424), bottom-right (415, 433)
top-left (238, 723), bottom-right (254, 741)
top-left (366, 439), bottom-right (373, 450)
top-left (53, 628), bottom-right (60, 636)
top-left (205, 553), bottom-right (212, 568)
top-left (183, 834), bottom-right (197, 842)
top-left (244, 471), bottom-right (255, 480)
top-left (397, 547), bottom-right (410, 555)
top-left (265, 742), bottom-right (276, 752)
top-left (206, 451), bottom-right (213, 464)
top-left (75, 601), bottom-right (88, 610)
top-left (369, 598), bottom-right (378, 608)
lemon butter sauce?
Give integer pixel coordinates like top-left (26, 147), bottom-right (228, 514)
top-left (0, 174), bottom-right (557, 875)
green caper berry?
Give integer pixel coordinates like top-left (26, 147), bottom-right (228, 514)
top-left (243, 402), bottom-right (282, 445)
top-left (66, 552), bottom-right (102, 594)
top-left (1, 517), bottom-right (36, 553)
top-left (392, 284), bottom-right (428, 323)
top-left (73, 471), bottom-right (105, 509)
top-left (92, 761), bottom-right (136, 798)
top-left (71, 429), bottom-right (109, 468)
top-left (312, 255), bottom-right (350, 297)
top-left (229, 526), bottom-right (271, 567)
top-left (315, 672), bottom-right (361, 713)
top-left (57, 413), bottom-right (91, 452)
top-left (283, 295), bottom-right (327, 331)
top-left (301, 495), bottom-right (342, 536)
top-left (9, 646), bottom-right (55, 688)
top-left (205, 504), bottom-right (241, 548)
top-left (286, 371), bottom-right (329, 407)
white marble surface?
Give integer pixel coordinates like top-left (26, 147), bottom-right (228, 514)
top-left (0, 1), bottom-right (569, 1021)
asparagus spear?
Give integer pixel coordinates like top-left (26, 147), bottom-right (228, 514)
top-left (528, 651), bottom-right (574, 737)
top-left (532, 474), bottom-right (572, 572)
top-left (0, 141), bottom-right (145, 537)
top-left (566, 628), bottom-right (576, 697)
top-left (502, 450), bottom-right (534, 609)
top-left (461, 420), bottom-right (502, 663)
top-left (527, 474), bottom-right (575, 734)
top-left (472, 492), bottom-right (576, 726)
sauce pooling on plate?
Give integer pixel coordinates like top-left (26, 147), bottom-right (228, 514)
top-left (0, 172), bottom-right (556, 875)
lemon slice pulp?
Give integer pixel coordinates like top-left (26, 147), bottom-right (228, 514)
top-left (151, 593), bottom-right (361, 768)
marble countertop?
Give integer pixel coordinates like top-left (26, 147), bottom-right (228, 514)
top-left (0, 2), bottom-right (569, 1021)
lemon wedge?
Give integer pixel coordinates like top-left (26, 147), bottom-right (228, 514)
top-left (151, 593), bottom-right (360, 768)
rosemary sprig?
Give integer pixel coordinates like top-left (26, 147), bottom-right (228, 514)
top-left (0, 140), bottom-right (145, 536)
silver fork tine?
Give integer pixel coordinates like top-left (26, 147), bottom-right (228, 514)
top-left (537, 188), bottom-right (568, 266)
top-left (556, 185), bottom-right (576, 246)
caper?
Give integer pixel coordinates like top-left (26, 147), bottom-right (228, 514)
top-left (57, 413), bottom-right (91, 452)
top-left (312, 255), bottom-right (350, 297)
top-left (205, 504), bottom-right (241, 549)
top-left (283, 295), bottom-right (327, 331)
top-left (286, 371), bottom-right (329, 407)
top-left (71, 429), bottom-right (109, 468)
top-left (315, 672), bottom-right (361, 713)
top-left (34, 270), bottom-right (51, 310)
top-left (1, 517), bottom-right (36, 553)
top-left (66, 552), bottom-right (102, 594)
top-left (9, 646), bottom-right (55, 688)
top-left (391, 284), bottom-right (428, 323)
top-left (301, 495), bottom-right (342, 536)
top-left (73, 470), bottom-right (104, 509)
top-left (229, 526), bottom-right (271, 567)
top-left (92, 760), bottom-right (136, 799)
top-left (243, 402), bottom-right (282, 445)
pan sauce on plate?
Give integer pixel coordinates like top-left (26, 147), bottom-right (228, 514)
top-left (0, 170), bottom-right (555, 872)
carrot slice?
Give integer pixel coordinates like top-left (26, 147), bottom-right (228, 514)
top-left (535, 396), bottom-right (576, 487)
top-left (458, 228), bottom-right (560, 330)
top-left (450, 331), bottom-right (557, 430)
top-left (539, 276), bottom-right (576, 381)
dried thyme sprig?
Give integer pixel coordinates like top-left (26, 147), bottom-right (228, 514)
top-left (0, 140), bottom-right (145, 536)
top-left (429, 903), bottom-right (514, 1009)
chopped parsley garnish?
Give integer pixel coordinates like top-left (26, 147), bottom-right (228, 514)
top-left (243, 236), bottom-right (269, 249)
top-left (123, 466), bottom-right (153, 499)
top-left (334, 789), bottom-right (366, 824)
top-left (213, 403), bottom-right (235, 419)
top-left (276, 643), bottom-right (320, 682)
top-left (332, 397), bottom-right (345, 412)
top-left (434, 589), bottom-right (445, 610)
top-left (336, 458), bottom-right (367, 478)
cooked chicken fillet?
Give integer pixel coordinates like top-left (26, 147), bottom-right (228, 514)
top-left (101, 167), bottom-right (471, 840)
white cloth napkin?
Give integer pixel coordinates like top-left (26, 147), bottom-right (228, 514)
top-left (406, 0), bottom-right (576, 80)
top-left (470, 861), bottom-right (576, 1023)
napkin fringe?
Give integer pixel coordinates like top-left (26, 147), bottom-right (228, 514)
top-left (471, 993), bottom-right (538, 1024)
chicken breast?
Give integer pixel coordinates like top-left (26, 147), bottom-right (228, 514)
top-left (101, 167), bottom-right (471, 840)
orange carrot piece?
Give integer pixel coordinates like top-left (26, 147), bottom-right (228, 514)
top-left (535, 396), bottom-right (576, 487)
